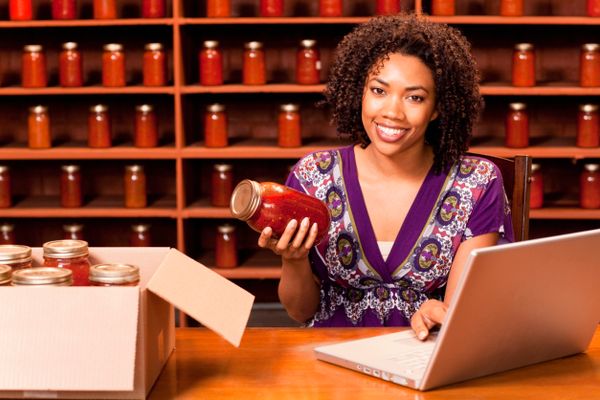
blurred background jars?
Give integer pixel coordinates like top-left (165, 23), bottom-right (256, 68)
top-left (376, 0), bottom-right (400, 15)
top-left (0, 265), bottom-right (11, 285)
top-left (0, 224), bottom-right (15, 245)
top-left (52, 0), bottom-right (76, 19)
top-left (61, 165), bottom-right (83, 208)
top-left (512, 43), bottom-right (535, 87)
top-left (12, 267), bottom-right (73, 286)
top-left (102, 43), bottom-right (125, 87)
top-left (43, 239), bottom-right (90, 286)
top-left (88, 104), bottom-right (112, 148)
top-left (588, 0), bottom-right (600, 17)
top-left (500, 0), bottom-right (523, 16)
top-left (529, 163), bottom-right (543, 209)
top-left (9, 0), bottom-right (33, 20)
top-left (580, 44), bottom-right (600, 87)
top-left (94, 0), bottom-right (116, 18)
top-left (89, 263), bottom-right (140, 286)
top-left (207, 0), bottom-right (230, 17)
top-left (0, 244), bottom-right (32, 271)
top-left (0, 166), bottom-right (12, 208)
top-left (260, 0), bottom-right (283, 17)
top-left (215, 224), bottom-right (238, 268)
top-left (63, 223), bottom-right (84, 240)
top-left (577, 104), bottom-right (599, 148)
top-left (243, 41), bottom-right (266, 85)
top-left (505, 102), bottom-right (529, 148)
top-left (278, 104), bottom-right (301, 148)
top-left (211, 163), bottom-right (233, 207)
top-left (143, 43), bottom-right (167, 86)
top-left (124, 165), bottom-right (147, 208)
top-left (141, 0), bottom-right (165, 18)
top-left (319, 0), bottom-right (342, 17)
top-left (130, 223), bottom-right (151, 246)
top-left (431, 0), bottom-right (455, 16)
top-left (59, 42), bottom-right (83, 87)
top-left (28, 105), bottom-right (51, 149)
top-left (199, 40), bottom-right (223, 85)
top-left (580, 163), bottom-right (600, 209)
top-left (296, 40), bottom-right (320, 85)
top-left (204, 103), bottom-right (228, 147)
top-left (22, 45), bottom-right (47, 88)
top-left (134, 104), bottom-right (158, 147)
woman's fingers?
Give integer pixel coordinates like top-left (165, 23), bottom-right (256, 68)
top-left (275, 219), bottom-right (298, 254)
top-left (291, 217), bottom-right (310, 250)
top-left (257, 226), bottom-right (273, 248)
top-left (411, 311), bottom-right (430, 341)
top-left (411, 300), bottom-right (448, 341)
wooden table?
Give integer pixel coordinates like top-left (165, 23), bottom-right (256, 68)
top-left (149, 326), bottom-right (600, 399)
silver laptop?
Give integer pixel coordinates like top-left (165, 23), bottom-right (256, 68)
top-left (314, 228), bottom-right (600, 390)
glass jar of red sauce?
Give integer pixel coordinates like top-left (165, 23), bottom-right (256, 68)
top-left (43, 239), bottom-right (89, 286)
top-left (59, 42), bottom-right (83, 87)
top-left (52, 0), bottom-right (76, 19)
top-left (0, 265), bottom-right (11, 286)
top-left (143, 43), bottom-right (167, 86)
top-left (376, 0), bottom-right (400, 15)
top-left (296, 39), bottom-right (320, 85)
top-left (320, 0), bottom-right (342, 17)
top-left (431, 0), bottom-right (455, 16)
top-left (205, 103), bottom-right (228, 147)
top-left (89, 263), bottom-right (140, 286)
top-left (278, 103), bottom-right (301, 147)
top-left (12, 267), bottom-right (73, 286)
top-left (94, 0), bottom-right (116, 19)
top-left (512, 43), bottom-right (535, 87)
top-left (28, 105), bottom-right (51, 149)
top-left (580, 43), bottom-right (600, 87)
top-left (500, 0), bottom-right (523, 16)
top-left (199, 40), bottom-right (223, 86)
top-left (0, 244), bottom-right (32, 271)
top-left (577, 104), bottom-right (599, 148)
top-left (142, 0), bottom-right (165, 18)
top-left (0, 224), bottom-right (15, 245)
top-left (215, 224), bottom-right (237, 268)
top-left (529, 163), bottom-right (543, 209)
top-left (124, 165), bottom-right (147, 208)
top-left (134, 104), bottom-right (158, 147)
top-left (63, 223), bottom-right (84, 240)
top-left (22, 45), bottom-right (47, 88)
top-left (61, 165), bottom-right (83, 208)
top-left (102, 43), bottom-right (126, 87)
top-left (588, 0), bottom-right (600, 17)
top-left (230, 179), bottom-right (330, 244)
top-left (580, 163), bottom-right (600, 209)
top-left (9, 0), bottom-right (32, 20)
top-left (211, 163), bottom-right (233, 207)
top-left (88, 104), bottom-right (112, 148)
top-left (243, 41), bottom-right (266, 85)
top-left (0, 166), bottom-right (12, 208)
top-left (260, 0), bottom-right (283, 17)
top-left (130, 223), bottom-right (151, 246)
top-left (505, 102), bottom-right (529, 148)
top-left (207, 0), bottom-right (230, 17)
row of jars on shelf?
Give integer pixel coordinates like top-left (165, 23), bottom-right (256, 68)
top-left (529, 163), bottom-right (600, 209)
top-left (9, 0), bottom-right (166, 20)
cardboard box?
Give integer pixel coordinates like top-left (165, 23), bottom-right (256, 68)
top-left (0, 247), bottom-right (255, 399)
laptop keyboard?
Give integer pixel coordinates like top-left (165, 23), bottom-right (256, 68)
top-left (386, 348), bottom-right (431, 378)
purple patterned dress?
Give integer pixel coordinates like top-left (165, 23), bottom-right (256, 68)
top-left (285, 145), bottom-right (514, 327)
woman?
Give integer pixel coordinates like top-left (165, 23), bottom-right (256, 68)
top-left (258, 14), bottom-right (513, 339)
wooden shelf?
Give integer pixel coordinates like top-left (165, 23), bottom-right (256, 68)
top-left (470, 137), bottom-right (600, 159)
top-left (183, 201), bottom-right (232, 218)
top-left (0, 19), bottom-right (174, 28)
top-left (0, 146), bottom-right (178, 160)
top-left (0, 86), bottom-right (175, 96)
top-left (180, 17), bottom-right (369, 25)
top-left (427, 16), bottom-right (600, 25)
top-left (204, 250), bottom-right (282, 279)
top-left (181, 84), bottom-right (324, 94)
top-left (530, 208), bottom-right (600, 220)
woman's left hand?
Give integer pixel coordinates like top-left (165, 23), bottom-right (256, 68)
top-left (410, 299), bottom-right (448, 341)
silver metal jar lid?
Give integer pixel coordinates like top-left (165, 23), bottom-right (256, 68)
top-left (43, 239), bottom-right (89, 258)
top-left (89, 263), bottom-right (140, 285)
top-left (230, 179), bottom-right (262, 221)
top-left (12, 267), bottom-right (73, 286)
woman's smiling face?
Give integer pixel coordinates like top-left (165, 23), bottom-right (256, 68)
top-left (361, 52), bottom-right (438, 158)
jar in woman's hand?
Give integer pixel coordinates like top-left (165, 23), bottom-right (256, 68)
top-left (230, 179), bottom-right (330, 245)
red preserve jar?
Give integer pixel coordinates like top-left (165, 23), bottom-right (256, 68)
top-left (0, 265), bottom-right (10, 286)
top-left (130, 223), bottom-right (151, 246)
top-left (102, 43), bottom-right (126, 87)
top-left (205, 104), bottom-right (228, 147)
top-left (376, 0), bottom-right (400, 15)
top-left (52, 0), bottom-right (76, 19)
top-left (9, 0), bottom-right (32, 20)
top-left (580, 43), bottom-right (600, 87)
top-left (296, 39), bottom-right (320, 85)
top-left (94, 0), bottom-right (116, 18)
top-left (207, 0), bottom-right (230, 17)
top-left (88, 104), bottom-right (112, 148)
top-left (512, 43), bottom-right (535, 87)
top-left (142, 0), bottom-right (165, 18)
top-left (199, 40), bottom-right (223, 86)
top-left (215, 224), bottom-right (238, 268)
top-left (577, 104), bottom-right (599, 148)
top-left (59, 42), bottom-right (83, 87)
top-left (12, 267), bottom-right (73, 286)
top-left (243, 41), bottom-right (266, 85)
top-left (260, 0), bottom-right (283, 17)
top-left (505, 102), bottom-right (529, 148)
top-left (431, 0), bottom-right (455, 16)
top-left (500, 0), bottom-right (523, 16)
top-left (22, 45), bottom-right (47, 88)
top-left (0, 224), bottom-right (15, 245)
top-left (124, 165), bottom-right (147, 208)
top-left (143, 43), bottom-right (167, 86)
top-left (211, 163), bottom-right (233, 207)
top-left (230, 179), bottom-right (331, 244)
top-left (28, 105), bottom-right (51, 149)
top-left (588, 0), bottom-right (600, 17)
top-left (135, 104), bottom-right (158, 147)
top-left (43, 239), bottom-right (90, 286)
top-left (0, 244), bottom-right (32, 270)
top-left (529, 163), bottom-right (543, 209)
top-left (278, 103), bottom-right (301, 147)
top-left (90, 263), bottom-right (140, 286)
top-left (0, 166), bottom-right (11, 208)
top-left (580, 163), bottom-right (600, 209)
top-left (63, 223), bottom-right (84, 240)
top-left (61, 165), bottom-right (83, 208)
top-left (320, 0), bottom-right (342, 17)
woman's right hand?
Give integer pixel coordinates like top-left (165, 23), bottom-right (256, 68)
top-left (257, 217), bottom-right (319, 261)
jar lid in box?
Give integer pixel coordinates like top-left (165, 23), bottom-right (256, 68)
top-left (0, 264), bottom-right (11, 285)
top-left (12, 267), bottom-right (73, 286)
top-left (0, 244), bottom-right (32, 265)
top-left (43, 239), bottom-right (89, 258)
top-left (89, 263), bottom-right (140, 285)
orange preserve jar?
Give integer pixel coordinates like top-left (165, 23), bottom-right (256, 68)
top-left (243, 41), bottom-right (266, 85)
top-left (0, 224), bottom-right (15, 245)
top-left (0, 244), bottom-right (32, 271)
top-left (88, 104), bottom-right (112, 148)
top-left (52, 0), bottom-right (76, 19)
top-left (207, 0), bottom-right (230, 17)
top-left (130, 223), bottom-right (151, 246)
top-left (12, 267), bottom-right (73, 286)
top-left (320, 0), bottom-right (342, 17)
top-left (124, 165), bottom-right (147, 208)
top-left (63, 223), bottom-right (84, 240)
top-left (580, 43), bottom-right (600, 87)
top-left (9, 0), bottom-right (32, 20)
top-left (376, 0), bottom-right (400, 15)
top-left (199, 40), bottom-right (223, 86)
top-left (22, 45), bottom-right (47, 88)
top-left (142, 0), bottom-right (165, 18)
top-left (0, 265), bottom-right (11, 285)
top-left (278, 103), bottom-right (301, 147)
top-left (580, 163), bottom-right (600, 209)
top-left (134, 105), bottom-right (158, 147)
top-left (28, 105), bottom-right (51, 149)
top-left (59, 42), bottom-right (83, 87)
top-left (102, 43), bottom-right (126, 87)
top-left (529, 163), bottom-right (543, 209)
top-left (211, 163), bottom-right (233, 207)
top-left (93, 0), bottom-right (116, 18)
top-left (296, 40), bottom-right (320, 85)
top-left (588, 0), bottom-right (600, 17)
top-left (505, 102), bottom-right (529, 148)
top-left (577, 104), bottom-right (599, 148)
top-left (61, 165), bottom-right (82, 208)
top-left (215, 224), bottom-right (237, 268)
top-left (204, 103), bottom-right (228, 147)
top-left (143, 43), bottom-right (167, 86)
top-left (431, 0), bottom-right (455, 16)
top-left (500, 0), bottom-right (523, 16)
top-left (89, 263), bottom-right (140, 286)
top-left (230, 179), bottom-right (331, 244)
top-left (260, 0), bottom-right (283, 17)
top-left (512, 43), bottom-right (535, 87)
top-left (0, 166), bottom-right (11, 208)
top-left (43, 239), bottom-right (89, 286)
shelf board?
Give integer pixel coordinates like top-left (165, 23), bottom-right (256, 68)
top-left (480, 85), bottom-right (600, 96)
top-left (530, 208), bottom-right (600, 220)
top-left (0, 18), bottom-right (174, 28)
top-left (0, 86), bottom-right (175, 95)
top-left (470, 137), bottom-right (600, 159)
top-left (427, 16), bottom-right (600, 25)
top-left (182, 84), bottom-right (324, 94)
top-left (180, 17), bottom-right (369, 25)
top-left (183, 201), bottom-right (232, 218)
top-left (202, 250), bottom-right (281, 279)
top-left (0, 146), bottom-right (178, 160)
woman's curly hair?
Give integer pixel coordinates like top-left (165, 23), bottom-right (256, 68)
top-left (323, 14), bottom-right (483, 173)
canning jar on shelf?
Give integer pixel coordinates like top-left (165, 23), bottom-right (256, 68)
top-left (0, 224), bottom-right (15, 245)
top-left (580, 163), bottom-right (600, 209)
top-left (22, 45), bottom-right (47, 88)
top-left (505, 102), bottom-right (529, 148)
top-left (207, 0), bottom-right (230, 17)
top-left (52, 0), bottom-right (76, 19)
top-left (12, 267), bottom-right (73, 286)
top-left (0, 244), bottom-right (33, 270)
top-left (500, 0), bottom-right (523, 16)
top-left (211, 163), bottom-right (233, 207)
top-left (278, 104), bottom-right (301, 148)
top-left (88, 104), bottom-right (112, 148)
top-left (102, 43), bottom-right (126, 87)
top-left (28, 105), bottom-right (51, 149)
top-left (0, 166), bottom-right (11, 208)
top-left (296, 40), bottom-right (320, 85)
top-left (199, 40), bottom-right (223, 86)
top-left (529, 163), bottom-right (543, 209)
top-left (59, 42), bottom-right (83, 87)
top-left (260, 0), bottom-right (283, 17)
top-left (43, 239), bottom-right (90, 286)
top-left (215, 224), bottom-right (238, 268)
top-left (580, 43), bottom-right (600, 87)
top-left (141, 0), bottom-right (165, 18)
top-left (243, 41), bottom-right (266, 85)
top-left (130, 223), bottom-right (151, 246)
top-left (577, 104), bottom-right (599, 148)
top-left (93, 0), bottom-right (116, 19)
top-left (588, 0), bottom-right (600, 17)
top-left (204, 103), bottom-right (228, 147)
top-left (61, 165), bottom-right (83, 208)
top-left (9, 0), bottom-right (33, 20)
top-left (319, 0), bottom-right (342, 17)
top-left (63, 223), bottom-right (84, 240)
top-left (134, 104), bottom-right (158, 148)
top-left (376, 0), bottom-right (400, 15)
top-left (89, 263), bottom-right (140, 286)
top-left (512, 43), bottom-right (535, 87)
top-left (431, 0), bottom-right (455, 16)
top-left (143, 43), bottom-right (167, 86)
top-left (124, 165), bottom-right (147, 208)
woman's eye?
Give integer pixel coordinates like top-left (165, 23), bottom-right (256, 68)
top-left (371, 87), bottom-right (385, 95)
top-left (408, 95), bottom-right (425, 102)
